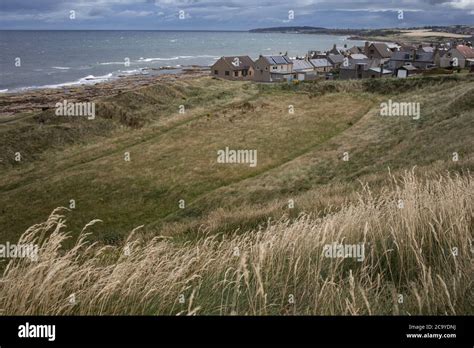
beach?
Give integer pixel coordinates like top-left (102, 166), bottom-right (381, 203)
top-left (0, 68), bottom-right (209, 119)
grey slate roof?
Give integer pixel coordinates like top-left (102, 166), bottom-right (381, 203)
top-left (327, 54), bottom-right (345, 65)
top-left (218, 56), bottom-right (255, 70)
top-left (291, 59), bottom-right (314, 71)
top-left (370, 43), bottom-right (393, 58)
top-left (309, 58), bottom-right (332, 68)
top-left (264, 55), bottom-right (292, 65)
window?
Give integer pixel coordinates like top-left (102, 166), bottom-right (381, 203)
top-left (234, 71), bottom-right (238, 77)
top-left (272, 66), bottom-right (277, 70)
top-left (214, 70), bottom-right (218, 75)
top-left (225, 71), bottom-right (230, 76)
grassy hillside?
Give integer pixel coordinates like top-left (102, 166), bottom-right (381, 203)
top-left (1, 75), bottom-right (472, 245)
top-left (0, 74), bottom-right (472, 315)
top-left (1, 171), bottom-right (472, 315)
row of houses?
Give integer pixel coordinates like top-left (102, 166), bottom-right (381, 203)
top-left (211, 54), bottom-right (332, 82)
top-left (312, 40), bottom-right (474, 79)
top-left (211, 41), bottom-right (474, 82)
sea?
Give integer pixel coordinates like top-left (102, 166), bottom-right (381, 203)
top-left (0, 30), bottom-right (364, 92)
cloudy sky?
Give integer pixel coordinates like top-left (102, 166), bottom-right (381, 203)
top-left (0, 0), bottom-right (473, 30)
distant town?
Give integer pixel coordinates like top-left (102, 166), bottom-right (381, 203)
top-left (212, 28), bottom-right (474, 82)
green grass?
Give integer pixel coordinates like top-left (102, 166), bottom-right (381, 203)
top-left (0, 74), bottom-right (473, 248)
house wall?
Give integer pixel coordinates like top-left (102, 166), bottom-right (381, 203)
top-left (269, 63), bottom-right (292, 73)
top-left (211, 59), bottom-right (231, 79)
top-left (211, 58), bottom-right (255, 80)
top-left (412, 61), bottom-right (434, 70)
top-left (442, 49), bottom-right (468, 68)
top-left (314, 66), bottom-right (331, 73)
top-left (254, 57), bottom-right (293, 82)
top-left (270, 73), bottom-right (295, 82)
top-left (389, 59), bottom-right (434, 71)
top-left (388, 60), bottom-right (405, 71)
top-left (254, 57), bottom-right (272, 82)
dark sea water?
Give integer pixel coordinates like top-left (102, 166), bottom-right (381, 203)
top-left (0, 31), bottom-right (363, 92)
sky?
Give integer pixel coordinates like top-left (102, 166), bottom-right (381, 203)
top-left (0, 0), bottom-right (473, 30)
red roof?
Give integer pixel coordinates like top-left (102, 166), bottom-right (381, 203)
top-left (456, 45), bottom-right (474, 59)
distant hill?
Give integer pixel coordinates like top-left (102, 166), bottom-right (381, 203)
top-left (249, 26), bottom-right (474, 41)
top-left (249, 26), bottom-right (403, 40)
top-left (249, 26), bottom-right (366, 35)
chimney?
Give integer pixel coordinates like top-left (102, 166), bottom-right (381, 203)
top-left (412, 49), bottom-right (417, 62)
top-left (364, 41), bottom-right (369, 55)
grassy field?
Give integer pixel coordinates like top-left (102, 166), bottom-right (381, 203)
top-left (0, 74), bottom-right (473, 314)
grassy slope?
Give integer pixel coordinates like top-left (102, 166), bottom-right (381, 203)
top-left (1, 171), bottom-right (472, 315)
top-left (0, 75), bottom-right (473, 247)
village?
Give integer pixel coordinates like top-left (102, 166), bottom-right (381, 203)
top-left (211, 39), bottom-right (474, 82)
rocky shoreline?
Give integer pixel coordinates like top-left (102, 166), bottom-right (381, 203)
top-left (0, 67), bottom-right (210, 118)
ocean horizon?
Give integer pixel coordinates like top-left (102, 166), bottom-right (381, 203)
top-left (0, 30), bottom-right (364, 92)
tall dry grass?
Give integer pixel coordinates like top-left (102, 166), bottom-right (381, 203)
top-left (0, 171), bottom-right (472, 315)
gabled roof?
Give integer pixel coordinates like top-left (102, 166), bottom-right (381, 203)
top-left (369, 43), bottom-right (393, 58)
top-left (215, 56), bottom-right (255, 70)
top-left (309, 58), bottom-right (332, 68)
top-left (348, 46), bottom-right (364, 54)
top-left (264, 55), bottom-right (293, 65)
top-left (454, 45), bottom-right (474, 59)
top-left (291, 59), bottom-right (314, 71)
top-left (327, 54), bottom-right (345, 64)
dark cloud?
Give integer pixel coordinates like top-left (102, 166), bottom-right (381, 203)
top-left (0, 0), bottom-right (472, 29)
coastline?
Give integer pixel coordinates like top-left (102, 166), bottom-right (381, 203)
top-left (0, 67), bottom-right (210, 117)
